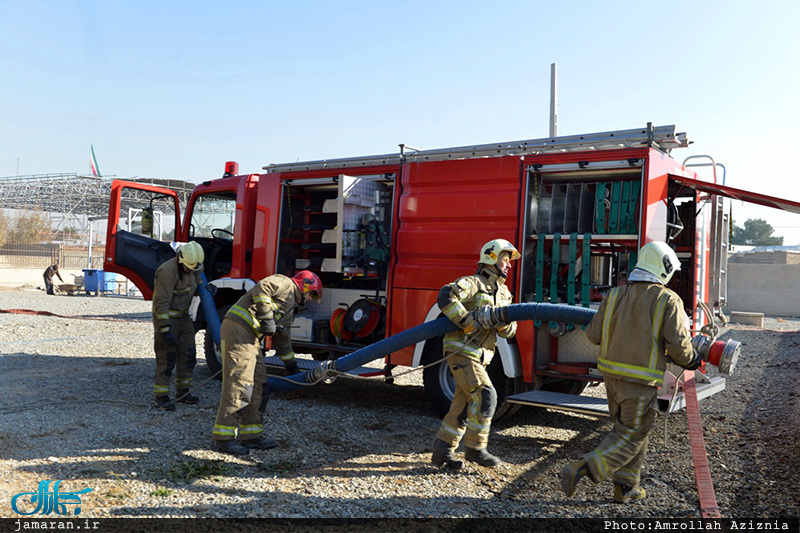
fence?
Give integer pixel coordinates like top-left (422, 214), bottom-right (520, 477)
top-left (0, 244), bottom-right (106, 270)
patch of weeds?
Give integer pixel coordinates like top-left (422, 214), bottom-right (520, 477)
top-left (256, 460), bottom-right (296, 474)
top-left (165, 459), bottom-right (233, 483)
top-left (150, 487), bottom-right (174, 497)
top-left (104, 486), bottom-right (129, 500)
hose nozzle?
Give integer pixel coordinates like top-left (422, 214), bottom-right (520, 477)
top-left (691, 334), bottom-right (741, 376)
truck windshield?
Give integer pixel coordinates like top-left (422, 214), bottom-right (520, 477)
top-left (189, 191), bottom-right (236, 238)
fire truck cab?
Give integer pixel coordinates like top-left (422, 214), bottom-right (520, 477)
top-left (105, 124), bottom-right (800, 419)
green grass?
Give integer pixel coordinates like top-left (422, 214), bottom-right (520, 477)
top-left (164, 459), bottom-right (233, 483)
top-left (150, 487), bottom-right (174, 497)
top-left (256, 460), bottom-right (296, 474)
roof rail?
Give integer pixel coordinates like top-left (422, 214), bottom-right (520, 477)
top-left (263, 124), bottom-right (689, 173)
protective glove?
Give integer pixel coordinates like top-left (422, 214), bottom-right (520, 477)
top-left (472, 306), bottom-right (507, 330)
top-left (161, 328), bottom-right (178, 347)
top-left (460, 314), bottom-right (479, 335)
top-left (258, 317), bottom-right (277, 337)
top-left (682, 351), bottom-right (703, 371)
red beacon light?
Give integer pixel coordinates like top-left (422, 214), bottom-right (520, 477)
top-left (223, 161), bottom-right (239, 177)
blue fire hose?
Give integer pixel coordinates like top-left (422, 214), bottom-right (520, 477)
top-left (267, 302), bottom-right (597, 392)
top-left (198, 272), bottom-right (221, 347)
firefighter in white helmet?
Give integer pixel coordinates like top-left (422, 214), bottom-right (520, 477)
top-left (212, 270), bottom-right (322, 456)
top-left (152, 241), bottom-right (205, 411)
top-left (431, 238), bottom-right (520, 469)
top-left (562, 240), bottom-right (701, 502)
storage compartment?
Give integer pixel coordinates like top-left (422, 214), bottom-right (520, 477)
top-left (276, 173), bottom-right (395, 347)
top-left (521, 165), bottom-right (645, 305)
top-left (277, 173), bottom-right (394, 283)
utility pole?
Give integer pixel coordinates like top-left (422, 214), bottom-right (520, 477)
top-left (549, 63), bottom-right (558, 138)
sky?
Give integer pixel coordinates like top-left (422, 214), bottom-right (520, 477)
top-left (2, 0), bottom-right (799, 243)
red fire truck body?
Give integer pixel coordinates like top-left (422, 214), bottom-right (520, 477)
top-left (105, 124), bottom-right (800, 417)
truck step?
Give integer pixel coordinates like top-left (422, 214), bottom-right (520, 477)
top-left (507, 390), bottom-right (610, 416)
top-left (263, 356), bottom-right (381, 377)
top-left (507, 375), bottom-right (727, 416)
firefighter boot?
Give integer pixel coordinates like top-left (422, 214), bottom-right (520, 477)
top-left (465, 448), bottom-right (501, 467)
top-left (284, 361), bottom-right (300, 376)
top-left (613, 483), bottom-right (646, 503)
top-left (561, 459), bottom-right (590, 498)
top-left (154, 396), bottom-right (176, 412)
top-left (212, 439), bottom-right (250, 456)
top-left (241, 436), bottom-right (278, 450)
top-left (176, 389), bottom-right (199, 405)
top-left (431, 438), bottom-right (463, 470)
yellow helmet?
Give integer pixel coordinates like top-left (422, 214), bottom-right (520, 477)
top-left (478, 239), bottom-right (520, 265)
top-left (635, 241), bottom-right (680, 283)
top-left (177, 241), bottom-right (205, 271)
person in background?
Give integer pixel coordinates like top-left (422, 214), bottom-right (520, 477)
top-left (152, 241), bottom-right (205, 411)
top-left (431, 238), bottom-right (520, 470)
top-left (561, 241), bottom-right (702, 503)
top-left (211, 270), bottom-right (322, 456)
top-left (43, 264), bottom-right (63, 295)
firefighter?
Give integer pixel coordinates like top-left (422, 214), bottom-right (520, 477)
top-left (431, 238), bottom-right (520, 469)
top-left (561, 241), bottom-right (702, 502)
top-left (211, 270), bottom-right (322, 455)
top-left (152, 241), bottom-right (205, 411)
top-left (43, 264), bottom-right (64, 295)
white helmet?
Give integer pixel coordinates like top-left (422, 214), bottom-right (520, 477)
top-left (177, 241), bottom-right (205, 271)
top-left (635, 241), bottom-right (680, 284)
top-left (478, 239), bottom-right (521, 265)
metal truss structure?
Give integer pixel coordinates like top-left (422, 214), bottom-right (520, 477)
top-left (0, 173), bottom-right (195, 235)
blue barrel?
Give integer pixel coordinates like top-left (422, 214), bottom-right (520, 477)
top-left (82, 269), bottom-right (99, 292)
top-left (101, 271), bottom-right (117, 293)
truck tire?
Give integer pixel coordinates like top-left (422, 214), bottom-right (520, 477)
top-left (422, 335), bottom-right (521, 421)
top-left (203, 305), bottom-right (230, 380)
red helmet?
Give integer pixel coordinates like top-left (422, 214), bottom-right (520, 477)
top-left (292, 270), bottom-right (323, 303)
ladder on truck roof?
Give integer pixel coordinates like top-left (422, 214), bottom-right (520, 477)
top-left (263, 123), bottom-right (689, 173)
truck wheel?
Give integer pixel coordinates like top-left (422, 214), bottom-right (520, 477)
top-left (422, 336), bottom-right (521, 421)
top-left (203, 305), bottom-right (229, 380)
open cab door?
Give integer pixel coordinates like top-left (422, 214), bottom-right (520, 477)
top-left (104, 180), bottom-right (182, 300)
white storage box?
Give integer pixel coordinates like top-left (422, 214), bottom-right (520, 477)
top-left (291, 316), bottom-right (315, 342)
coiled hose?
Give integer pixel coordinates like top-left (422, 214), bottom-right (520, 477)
top-left (267, 302), bottom-right (597, 392)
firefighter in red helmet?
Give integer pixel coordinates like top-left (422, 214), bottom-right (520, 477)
top-left (431, 238), bottom-right (520, 469)
top-left (211, 270), bottom-right (322, 456)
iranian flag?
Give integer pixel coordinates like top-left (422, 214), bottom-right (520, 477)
top-left (90, 144), bottom-right (102, 177)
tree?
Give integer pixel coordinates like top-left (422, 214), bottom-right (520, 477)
top-left (731, 218), bottom-right (784, 246)
top-left (0, 210), bottom-right (8, 247)
top-left (10, 209), bottom-right (52, 244)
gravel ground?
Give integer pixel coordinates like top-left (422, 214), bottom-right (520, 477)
top-left (0, 287), bottom-right (798, 519)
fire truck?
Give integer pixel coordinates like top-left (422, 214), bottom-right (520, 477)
top-left (104, 123), bottom-right (798, 419)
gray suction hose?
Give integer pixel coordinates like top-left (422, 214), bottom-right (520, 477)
top-left (268, 302), bottom-right (597, 393)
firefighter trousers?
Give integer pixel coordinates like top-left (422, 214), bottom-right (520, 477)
top-left (435, 354), bottom-right (497, 451)
top-left (153, 315), bottom-right (196, 397)
top-left (583, 376), bottom-right (658, 488)
top-left (212, 318), bottom-right (267, 442)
